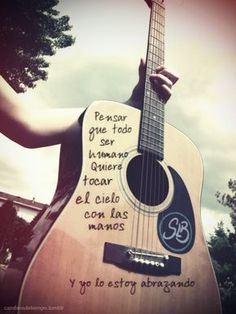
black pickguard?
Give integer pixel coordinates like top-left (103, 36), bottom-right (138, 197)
top-left (158, 167), bottom-right (195, 254)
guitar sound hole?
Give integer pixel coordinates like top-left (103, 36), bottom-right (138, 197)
top-left (126, 154), bottom-right (169, 207)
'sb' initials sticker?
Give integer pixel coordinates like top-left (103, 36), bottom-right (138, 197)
top-left (159, 212), bottom-right (193, 253)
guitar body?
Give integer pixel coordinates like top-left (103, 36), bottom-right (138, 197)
top-left (18, 101), bottom-right (221, 314)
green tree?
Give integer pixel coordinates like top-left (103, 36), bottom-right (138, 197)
top-left (216, 179), bottom-right (236, 232)
top-left (0, 0), bottom-right (75, 93)
top-left (208, 179), bottom-right (236, 314)
top-left (0, 201), bottom-right (17, 253)
top-left (0, 201), bottom-right (30, 264)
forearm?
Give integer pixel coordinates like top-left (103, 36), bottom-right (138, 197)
top-left (0, 76), bottom-right (84, 148)
top-left (20, 108), bottom-right (84, 148)
top-left (1, 108), bottom-right (84, 148)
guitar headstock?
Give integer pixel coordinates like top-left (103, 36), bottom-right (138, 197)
top-left (145, 0), bottom-right (165, 8)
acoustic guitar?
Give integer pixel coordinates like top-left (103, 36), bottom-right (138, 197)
top-left (0, 0), bottom-right (222, 313)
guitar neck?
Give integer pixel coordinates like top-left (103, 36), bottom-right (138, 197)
top-left (138, 0), bottom-right (165, 161)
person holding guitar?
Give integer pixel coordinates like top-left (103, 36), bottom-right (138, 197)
top-left (0, 1), bottom-right (222, 313)
top-left (0, 59), bottom-right (178, 148)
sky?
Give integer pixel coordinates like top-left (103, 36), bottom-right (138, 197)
top-left (0, 0), bottom-right (235, 236)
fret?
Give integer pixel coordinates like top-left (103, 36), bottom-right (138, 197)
top-left (146, 61), bottom-right (159, 71)
top-left (141, 129), bottom-right (164, 141)
top-left (143, 110), bottom-right (164, 121)
top-left (148, 49), bottom-right (164, 59)
top-left (140, 131), bottom-right (164, 142)
top-left (139, 145), bottom-right (164, 160)
top-left (138, 0), bottom-right (165, 160)
top-left (147, 48), bottom-right (164, 61)
top-left (150, 22), bottom-right (164, 33)
top-left (141, 126), bottom-right (164, 138)
top-left (152, 16), bottom-right (164, 27)
top-left (154, 3), bottom-right (165, 16)
top-left (141, 121), bottom-right (164, 136)
top-left (148, 30), bottom-right (163, 41)
top-left (147, 45), bottom-right (164, 55)
top-left (140, 134), bottom-right (164, 147)
top-left (143, 102), bottom-right (164, 116)
top-left (143, 96), bottom-right (164, 111)
top-left (141, 122), bottom-right (164, 134)
top-left (142, 116), bottom-right (164, 127)
top-left (139, 140), bottom-right (163, 153)
top-left (149, 35), bottom-right (164, 46)
top-left (143, 102), bottom-right (163, 111)
top-left (148, 36), bottom-right (163, 49)
top-left (144, 87), bottom-right (162, 96)
top-left (152, 5), bottom-right (165, 19)
top-left (151, 43), bottom-right (164, 53)
top-left (149, 32), bottom-right (164, 45)
top-left (147, 54), bottom-right (164, 66)
top-left (143, 102), bottom-right (164, 120)
top-left (141, 122), bottom-right (164, 133)
top-left (143, 107), bottom-right (164, 119)
top-left (140, 143), bottom-right (164, 156)
top-left (141, 131), bottom-right (164, 143)
top-left (140, 142), bottom-right (164, 154)
top-left (148, 46), bottom-right (164, 56)
top-left (150, 35), bottom-right (163, 46)
top-left (148, 53), bottom-right (164, 63)
top-left (142, 114), bottom-right (164, 126)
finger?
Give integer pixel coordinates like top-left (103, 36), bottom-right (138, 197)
top-left (138, 58), bottom-right (146, 78)
top-left (150, 80), bottom-right (172, 103)
top-left (161, 84), bottom-right (172, 102)
top-left (155, 65), bottom-right (166, 73)
top-left (158, 69), bottom-right (179, 84)
top-left (150, 73), bottom-right (173, 89)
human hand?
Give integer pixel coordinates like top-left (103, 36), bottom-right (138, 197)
top-left (127, 58), bottom-right (178, 108)
top-left (149, 64), bottom-right (179, 103)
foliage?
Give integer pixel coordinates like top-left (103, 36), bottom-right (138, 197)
top-left (209, 179), bottom-right (236, 314)
top-left (0, 0), bottom-right (75, 92)
top-left (0, 201), bottom-right (30, 264)
top-left (216, 179), bottom-right (236, 233)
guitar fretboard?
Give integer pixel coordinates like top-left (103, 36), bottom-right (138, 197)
top-left (139, 0), bottom-right (165, 160)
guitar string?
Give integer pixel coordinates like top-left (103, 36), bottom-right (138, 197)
top-left (130, 154), bottom-right (142, 252)
top-left (144, 104), bottom-right (155, 254)
top-left (161, 3), bottom-right (166, 256)
top-left (148, 2), bottom-right (158, 257)
top-left (155, 3), bottom-right (165, 257)
top-left (135, 1), bottom-right (155, 259)
top-left (148, 6), bottom-right (157, 255)
top-left (130, 94), bottom-right (148, 256)
top-left (142, 122), bottom-right (155, 255)
top-left (141, 1), bottom-right (156, 257)
top-left (141, 150), bottom-right (148, 254)
top-left (141, 2), bottom-right (156, 259)
top-left (153, 4), bottom-right (165, 258)
top-left (151, 5), bottom-right (159, 255)
top-left (143, 1), bottom-right (162, 258)
top-left (134, 99), bottom-right (150, 255)
top-left (130, 175), bottom-right (137, 249)
top-left (146, 34), bottom-right (155, 255)
top-left (135, 143), bottom-right (147, 256)
top-left (151, 48), bottom-right (159, 256)
top-left (132, 0), bottom-right (165, 261)
top-left (147, 148), bottom-right (154, 253)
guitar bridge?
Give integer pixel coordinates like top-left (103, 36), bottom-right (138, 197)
top-left (103, 242), bottom-right (181, 276)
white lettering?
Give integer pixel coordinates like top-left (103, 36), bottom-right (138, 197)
top-left (163, 217), bottom-right (190, 244)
